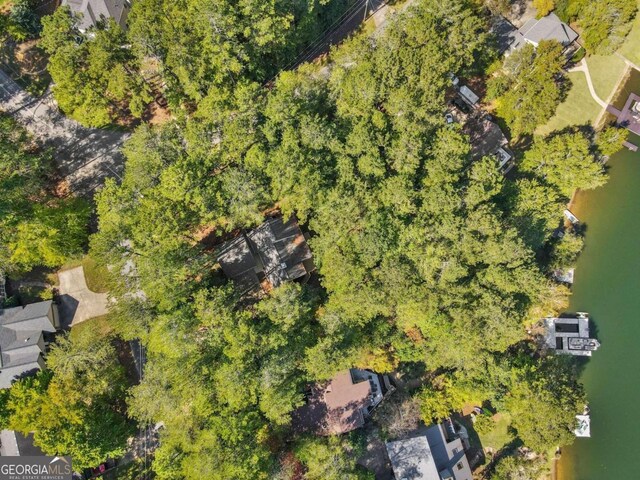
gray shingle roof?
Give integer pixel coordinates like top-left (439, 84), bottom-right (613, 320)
top-left (518, 13), bottom-right (578, 47)
top-left (386, 436), bottom-right (440, 480)
top-left (61, 0), bottom-right (131, 32)
top-left (0, 302), bottom-right (56, 388)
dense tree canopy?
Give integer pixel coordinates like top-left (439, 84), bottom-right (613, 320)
top-left (0, 327), bottom-right (132, 468)
top-left (41, 8), bottom-right (152, 127)
top-left (84, 2), bottom-right (600, 477)
top-left (489, 454), bottom-right (547, 480)
top-left (2, 0), bottom-right (614, 477)
top-left (0, 115), bottom-right (89, 272)
top-left (488, 41), bottom-right (566, 137)
top-left (520, 131), bottom-right (608, 197)
top-left (564, 0), bottom-right (637, 54)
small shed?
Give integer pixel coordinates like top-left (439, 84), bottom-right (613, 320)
top-left (459, 85), bottom-right (480, 106)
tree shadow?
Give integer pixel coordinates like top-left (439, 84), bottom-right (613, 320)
top-left (480, 437), bottom-right (524, 479)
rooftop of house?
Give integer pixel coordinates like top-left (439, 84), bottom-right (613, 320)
top-left (61, 0), bottom-right (131, 32)
top-left (511, 13), bottom-right (578, 51)
top-left (386, 436), bottom-right (440, 480)
top-left (386, 423), bottom-right (472, 480)
top-left (291, 369), bottom-right (384, 436)
top-left (217, 215), bottom-right (314, 294)
top-left (459, 85), bottom-right (479, 106)
top-left (0, 301), bottom-right (57, 389)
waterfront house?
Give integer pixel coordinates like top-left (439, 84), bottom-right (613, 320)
top-left (386, 420), bottom-right (472, 480)
top-left (544, 314), bottom-right (600, 356)
top-left (510, 13), bottom-right (578, 52)
top-left (0, 301), bottom-right (59, 389)
top-left (291, 369), bottom-right (391, 435)
top-left (217, 215), bottom-right (315, 295)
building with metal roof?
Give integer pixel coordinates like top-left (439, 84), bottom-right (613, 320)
top-left (0, 301), bottom-right (59, 389)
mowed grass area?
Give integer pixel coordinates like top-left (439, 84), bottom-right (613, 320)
top-left (478, 412), bottom-right (515, 451)
top-left (586, 54), bottom-right (627, 101)
top-left (69, 314), bottom-right (112, 341)
top-left (537, 72), bottom-right (601, 136)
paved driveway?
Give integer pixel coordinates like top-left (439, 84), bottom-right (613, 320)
top-left (0, 69), bottom-right (128, 196)
top-left (57, 266), bottom-right (109, 329)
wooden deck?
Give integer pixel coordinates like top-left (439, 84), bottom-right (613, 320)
top-left (615, 93), bottom-right (640, 135)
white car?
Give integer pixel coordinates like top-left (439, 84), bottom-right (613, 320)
top-left (445, 113), bottom-right (454, 124)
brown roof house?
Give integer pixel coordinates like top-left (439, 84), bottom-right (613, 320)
top-left (217, 215), bottom-right (315, 295)
top-left (292, 369), bottom-right (392, 435)
top-left (464, 116), bottom-right (515, 174)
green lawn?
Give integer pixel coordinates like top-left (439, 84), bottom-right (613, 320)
top-left (478, 413), bottom-right (514, 451)
top-left (69, 314), bottom-right (112, 341)
top-left (537, 72), bottom-right (602, 136)
top-left (586, 54), bottom-right (627, 101)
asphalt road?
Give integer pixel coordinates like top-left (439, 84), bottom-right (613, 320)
top-left (0, 68), bottom-right (128, 196)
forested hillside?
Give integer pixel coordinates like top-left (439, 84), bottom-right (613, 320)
top-left (85, 1), bottom-right (606, 478)
top-left (0, 0), bottom-right (622, 478)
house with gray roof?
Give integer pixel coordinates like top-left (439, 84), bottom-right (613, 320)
top-left (0, 301), bottom-right (59, 389)
top-left (463, 116), bottom-right (514, 174)
top-left (217, 215), bottom-right (315, 295)
top-left (61, 0), bottom-right (132, 32)
top-left (386, 421), bottom-right (472, 480)
top-left (510, 13), bottom-right (578, 52)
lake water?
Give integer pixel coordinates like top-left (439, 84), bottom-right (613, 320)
top-left (558, 142), bottom-right (640, 480)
